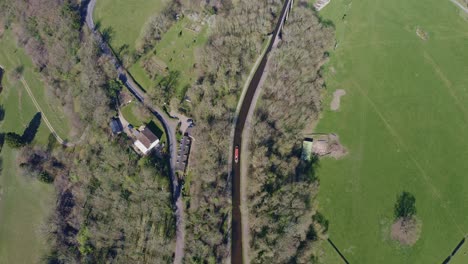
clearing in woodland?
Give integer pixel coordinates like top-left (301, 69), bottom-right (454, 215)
top-left (314, 0), bottom-right (468, 263)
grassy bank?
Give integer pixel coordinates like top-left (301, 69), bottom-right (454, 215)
top-left (315, 0), bottom-right (468, 263)
top-left (129, 17), bottom-right (209, 98)
top-left (93, 0), bottom-right (168, 54)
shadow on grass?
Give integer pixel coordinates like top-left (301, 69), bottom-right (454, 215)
top-left (0, 105), bottom-right (5, 121)
top-left (22, 112), bottom-right (42, 144)
top-left (147, 120), bottom-right (164, 139)
top-left (328, 238), bottom-right (350, 264)
top-left (442, 237), bottom-right (465, 264)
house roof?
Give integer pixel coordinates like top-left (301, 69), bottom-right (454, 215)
top-left (137, 127), bottom-right (158, 148)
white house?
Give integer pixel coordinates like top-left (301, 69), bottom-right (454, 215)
top-left (134, 127), bottom-right (159, 155)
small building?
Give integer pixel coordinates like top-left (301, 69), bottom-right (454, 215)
top-left (134, 127), bottom-right (160, 155)
top-left (110, 118), bottom-right (123, 135)
top-left (302, 138), bottom-right (314, 161)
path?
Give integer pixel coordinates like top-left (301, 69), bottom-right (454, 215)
top-left (450, 0), bottom-right (468, 14)
top-left (85, 1), bottom-right (185, 263)
top-left (20, 77), bottom-right (66, 145)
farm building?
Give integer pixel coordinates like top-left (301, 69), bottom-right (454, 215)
top-left (134, 126), bottom-right (160, 155)
top-left (302, 138), bottom-right (314, 161)
top-left (110, 118), bottom-right (123, 134)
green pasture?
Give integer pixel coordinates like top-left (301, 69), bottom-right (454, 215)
top-left (129, 17), bottom-right (209, 98)
top-left (314, 0), bottom-right (468, 263)
top-left (445, 238), bottom-right (468, 264)
top-left (93, 0), bottom-right (168, 54)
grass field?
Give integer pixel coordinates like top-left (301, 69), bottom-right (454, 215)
top-left (314, 0), bottom-right (468, 263)
top-left (121, 101), bottom-right (147, 127)
top-left (94, 1), bottom-right (209, 99)
top-left (449, 240), bottom-right (468, 264)
top-left (129, 17), bottom-right (209, 98)
top-left (93, 0), bottom-right (168, 54)
top-left (0, 31), bottom-right (68, 262)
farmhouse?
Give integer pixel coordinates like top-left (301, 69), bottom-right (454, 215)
top-left (134, 126), bottom-right (159, 155)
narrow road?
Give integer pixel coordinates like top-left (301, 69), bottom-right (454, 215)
top-left (85, 2), bottom-right (185, 263)
top-left (231, 0), bottom-right (293, 263)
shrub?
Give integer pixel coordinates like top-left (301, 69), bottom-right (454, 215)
top-left (394, 191), bottom-right (416, 219)
top-left (4, 132), bottom-right (25, 148)
top-left (39, 171), bottom-right (54, 183)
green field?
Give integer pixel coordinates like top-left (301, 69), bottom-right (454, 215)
top-left (121, 101), bottom-right (148, 127)
top-left (449, 240), bottom-right (468, 264)
top-left (93, 0), bottom-right (168, 54)
top-left (315, 0), bottom-right (468, 263)
top-left (0, 31), bottom-right (68, 262)
top-left (129, 17), bottom-right (209, 98)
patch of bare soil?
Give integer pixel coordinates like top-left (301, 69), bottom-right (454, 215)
top-left (391, 217), bottom-right (421, 246)
top-left (312, 133), bottom-right (347, 159)
top-left (330, 89), bottom-right (346, 111)
top-left (416, 27), bottom-right (429, 41)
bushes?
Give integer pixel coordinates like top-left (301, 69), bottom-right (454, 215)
top-left (39, 171), bottom-right (54, 183)
top-left (4, 132), bottom-right (25, 148)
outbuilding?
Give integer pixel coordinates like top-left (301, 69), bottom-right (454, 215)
top-left (110, 118), bottom-right (123, 135)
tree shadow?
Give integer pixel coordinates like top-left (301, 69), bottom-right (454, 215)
top-left (22, 112), bottom-right (42, 144)
top-left (94, 20), bottom-right (102, 31)
top-left (0, 133), bottom-right (4, 152)
top-left (0, 105), bottom-right (4, 122)
top-left (102, 26), bottom-right (114, 43)
top-left (295, 153), bottom-right (320, 183)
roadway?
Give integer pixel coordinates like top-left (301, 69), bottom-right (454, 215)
top-left (231, 0), bottom-right (293, 263)
top-left (85, 2), bottom-right (185, 263)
